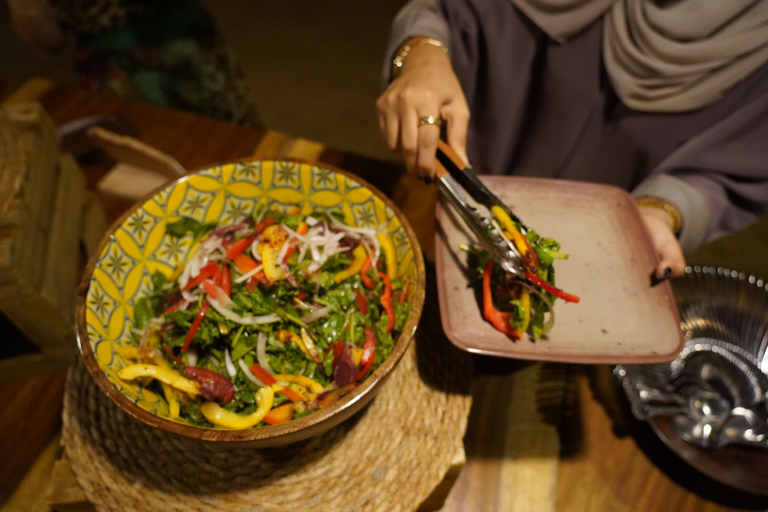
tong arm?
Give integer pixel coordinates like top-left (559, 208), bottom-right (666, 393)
top-left (435, 139), bottom-right (528, 232)
top-left (438, 174), bottom-right (525, 278)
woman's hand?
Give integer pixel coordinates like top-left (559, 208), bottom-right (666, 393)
top-left (376, 38), bottom-right (470, 178)
top-left (637, 205), bottom-right (686, 281)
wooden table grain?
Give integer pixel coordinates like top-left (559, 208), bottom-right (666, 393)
top-left (2, 80), bottom-right (768, 512)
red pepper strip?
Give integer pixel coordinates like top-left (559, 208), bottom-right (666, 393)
top-left (249, 362), bottom-right (277, 385)
top-left (225, 236), bottom-right (254, 260)
top-left (221, 265), bottom-right (232, 297)
top-left (249, 362), bottom-right (304, 403)
top-left (163, 345), bottom-right (185, 366)
top-left (482, 260), bottom-right (521, 339)
top-left (360, 254), bottom-right (376, 289)
top-left (203, 280), bottom-right (228, 303)
top-left (398, 282), bottom-right (409, 305)
top-left (354, 327), bottom-right (376, 381)
top-left (524, 270), bottom-right (581, 303)
top-left (332, 339), bottom-right (345, 370)
top-left (355, 288), bottom-right (368, 315)
top-left (182, 262), bottom-right (219, 290)
top-left (181, 301), bottom-right (210, 352)
top-left (377, 271), bottom-right (395, 333)
top-left (225, 218), bottom-right (276, 260)
top-left (254, 217), bottom-right (276, 234)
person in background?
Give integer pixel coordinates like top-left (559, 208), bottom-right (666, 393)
top-left (7, 0), bottom-right (262, 127)
top-left (377, 0), bottom-right (768, 280)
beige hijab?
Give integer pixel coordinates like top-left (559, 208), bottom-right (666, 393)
top-left (512, 0), bottom-right (768, 112)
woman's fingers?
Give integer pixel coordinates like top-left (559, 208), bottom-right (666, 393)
top-left (416, 123), bottom-right (441, 178)
top-left (637, 207), bottom-right (686, 281)
top-left (654, 236), bottom-right (686, 279)
top-left (400, 109), bottom-right (421, 176)
top-left (375, 41), bottom-right (468, 178)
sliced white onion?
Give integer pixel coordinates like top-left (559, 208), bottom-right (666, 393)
top-left (207, 296), bottom-right (281, 325)
top-left (296, 245), bottom-right (308, 265)
top-left (330, 217), bottom-right (377, 238)
top-left (251, 238), bottom-right (262, 261)
top-left (277, 239), bottom-right (293, 264)
top-left (181, 289), bottom-right (200, 303)
top-left (224, 348), bottom-right (237, 378)
top-left (234, 264), bottom-right (263, 283)
top-left (305, 216), bottom-right (318, 226)
top-left (282, 224), bottom-right (309, 245)
top-left (300, 305), bottom-right (333, 324)
top-left (256, 332), bottom-right (273, 374)
top-left (281, 262), bottom-right (300, 287)
top-left (238, 358), bottom-right (266, 387)
top-left (185, 347), bottom-right (198, 367)
top-left (178, 252), bottom-right (205, 290)
top-left (208, 356), bottom-right (221, 371)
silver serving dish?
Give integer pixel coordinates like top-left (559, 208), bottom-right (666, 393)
top-left (616, 266), bottom-right (768, 450)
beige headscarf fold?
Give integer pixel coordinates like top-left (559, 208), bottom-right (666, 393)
top-left (511, 0), bottom-right (768, 112)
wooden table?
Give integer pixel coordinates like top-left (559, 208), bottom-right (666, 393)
top-left (2, 80), bottom-right (768, 512)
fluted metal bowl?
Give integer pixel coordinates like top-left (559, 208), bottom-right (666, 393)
top-left (616, 266), bottom-right (768, 422)
top-left (615, 266), bottom-right (768, 495)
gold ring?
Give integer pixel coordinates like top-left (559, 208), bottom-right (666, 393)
top-left (418, 116), bottom-right (442, 128)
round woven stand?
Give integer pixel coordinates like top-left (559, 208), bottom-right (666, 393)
top-left (62, 301), bottom-right (472, 512)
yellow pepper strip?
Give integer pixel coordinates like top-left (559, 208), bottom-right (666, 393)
top-left (200, 386), bottom-right (275, 429)
top-left (351, 347), bottom-right (363, 367)
top-left (118, 364), bottom-right (200, 397)
top-left (519, 288), bottom-right (531, 335)
top-left (299, 328), bottom-right (322, 363)
top-left (276, 329), bottom-right (315, 362)
top-left (272, 374), bottom-right (325, 394)
top-left (152, 356), bottom-right (182, 418)
top-left (334, 244), bottom-right (368, 283)
top-left (259, 225), bottom-right (288, 281)
top-left (273, 383), bottom-right (313, 402)
top-left (114, 345), bottom-right (140, 362)
top-left (491, 205), bottom-right (538, 268)
top-left (376, 233), bottom-right (397, 279)
top-left (260, 244), bottom-right (284, 281)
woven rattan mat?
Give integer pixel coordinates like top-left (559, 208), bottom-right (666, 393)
top-left (62, 293), bottom-right (472, 512)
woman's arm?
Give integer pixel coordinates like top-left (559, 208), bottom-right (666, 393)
top-left (377, 0), bottom-right (470, 177)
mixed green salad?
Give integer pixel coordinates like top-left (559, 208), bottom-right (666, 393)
top-left (118, 206), bottom-right (412, 429)
top-left (464, 205), bottom-right (579, 340)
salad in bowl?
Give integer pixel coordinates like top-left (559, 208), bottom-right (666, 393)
top-left (77, 160), bottom-right (425, 446)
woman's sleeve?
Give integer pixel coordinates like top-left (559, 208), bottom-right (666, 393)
top-left (382, 0), bottom-right (452, 86)
top-left (631, 88), bottom-right (768, 254)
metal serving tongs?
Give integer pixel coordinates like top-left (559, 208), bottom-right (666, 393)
top-left (434, 139), bottom-right (536, 279)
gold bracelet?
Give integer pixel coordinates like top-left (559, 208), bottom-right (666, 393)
top-left (636, 196), bottom-right (684, 235)
top-left (391, 37), bottom-right (448, 79)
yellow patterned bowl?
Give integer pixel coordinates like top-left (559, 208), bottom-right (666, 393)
top-left (76, 159), bottom-right (426, 446)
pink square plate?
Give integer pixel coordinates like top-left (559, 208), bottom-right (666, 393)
top-left (435, 176), bottom-right (684, 364)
